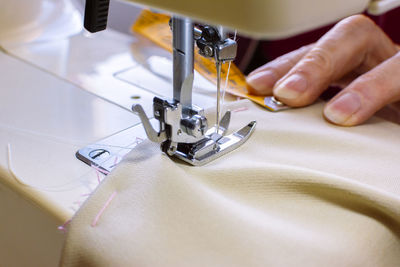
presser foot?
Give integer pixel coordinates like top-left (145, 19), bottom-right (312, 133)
top-left (173, 120), bottom-right (256, 166)
top-left (132, 101), bottom-right (256, 166)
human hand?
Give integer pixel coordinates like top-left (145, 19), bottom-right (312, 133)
top-left (246, 15), bottom-right (400, 126)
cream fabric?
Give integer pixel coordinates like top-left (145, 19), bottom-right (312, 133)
top-left (61, 100), bottom-right (400, 267)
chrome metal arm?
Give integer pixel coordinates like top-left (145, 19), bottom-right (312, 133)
top-left (172, 17), bottom-right (194, 108)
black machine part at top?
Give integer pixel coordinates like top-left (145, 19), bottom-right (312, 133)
top-left (200, 26), bottom-right (221, 42)
top-left (84, 0), bottom-right (110, 33)
top-left (196, 26), bottom-right (222, 57)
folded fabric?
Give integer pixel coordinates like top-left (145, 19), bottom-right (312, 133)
top-left (61, 100), bottom-right (400, 267)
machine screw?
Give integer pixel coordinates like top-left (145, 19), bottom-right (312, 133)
top-left (89, 149), bottom-right (110, 160)
top-left (204, 45), bottom-right (214, 57)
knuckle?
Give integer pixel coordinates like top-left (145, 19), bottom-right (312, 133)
top-left (302, 47), bottom-right (334, 77)
top-left (292, 44), bottom-right (313, 56)
top-left (264, 66), bottom-right (280, 80)
top-left (346, 14), bottom-right (373, 25)
top-left (337, 14), bottom-right (377, 34)
top-left (277, 44), bottom-right (312, 62)
top-left (280, 56), bottom-right (298, 69)
top-left (267, 57), bottom-right (295, 76)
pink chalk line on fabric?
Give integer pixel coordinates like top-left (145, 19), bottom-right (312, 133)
top-left (233, 106), bottom-right (249, 113)
top-left (90, 164), bottom-right (110, 175)
top-left (94, 167), bottom-right (101, 184)
top-left (108, 155), bottom-right (120, 169)
top-left (58, 219), bottom-right (72, 233)
top-left (113, 156), bottom-right (119, 166)
top-left (91, 191), bottom-right (117, 227)
top-left (90, 164), bottom-right (110, 185)
top-left (135, 137), bottom-right (144, 143)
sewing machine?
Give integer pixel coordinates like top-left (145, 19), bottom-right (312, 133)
top-left (1, 0), bottom-right (399, 266)
top-left (76, 0), bottom-right (400, 168)
top-left (78, 0), bottom-right (258, 167)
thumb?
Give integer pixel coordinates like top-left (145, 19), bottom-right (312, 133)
top-left (324, 51), bottom-right (400, 126)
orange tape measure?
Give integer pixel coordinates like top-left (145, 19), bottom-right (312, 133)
top-left (132, 10), bottom-right (272, 110)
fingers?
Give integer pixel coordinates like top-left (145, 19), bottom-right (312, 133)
top-left (272, 15), bottom-right (398, 107)
top-left (246, 44), bottom-right (313, 95)
top-left (324, 51), bottom-right (400, 126)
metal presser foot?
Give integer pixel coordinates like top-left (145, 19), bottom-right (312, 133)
top-left (132, 98), bottom-right (256, 166)
top-left (131, 16), bottom-right (256, 166)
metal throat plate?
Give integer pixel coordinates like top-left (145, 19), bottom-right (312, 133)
top-left (76, 122), bottom-right (150, 174)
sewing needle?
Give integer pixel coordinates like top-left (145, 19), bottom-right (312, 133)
top-left (216, 60), bottom-right (222, 134)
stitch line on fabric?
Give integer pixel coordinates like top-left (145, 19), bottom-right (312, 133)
top-left (90, 164), bottom-right (110, 176)
top-left (58, 219), bottom-right (72, 233)
top-left (91, 191), bottom-right (117, 227)
top-left (233, 107), bottom-right (249, 113)
top-left (6, 143), bottom-right (99, 192)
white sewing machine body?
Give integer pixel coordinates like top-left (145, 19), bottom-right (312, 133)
top-left (124, 0), bottom-right (400, 38)
top-left (0, 0), bottom-right (400, 266)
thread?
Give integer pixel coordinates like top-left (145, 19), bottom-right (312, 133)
top-left (96, 169), bottom-right (101, 184)
top-left (219, 30), bottom-right (238, 122)
top-left (90, 164), bottom-right (110, 175)
top-left (91, 191), bottom-right (117, 227)
top-left (0, 122), bottom-right (141, 150)
top-left (4, 121), bottom-right (144, 191)
top-left (91, 165), bottom-right (103, 184)
top-left (10, 142), bottom-right (95, 213)
top-left (233, 107), bottom-right (249, 113)
top-left (7, 143), bottom-right (102, 192)
top-left (73, 200), bottom-right (82, 205)
top-left (58, 219), bottom-right (72, 233)
top-left (108, 155), bottom-right (120, 170)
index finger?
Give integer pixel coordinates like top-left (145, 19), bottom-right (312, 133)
top-left (272, 15), bottom-right (398, 107)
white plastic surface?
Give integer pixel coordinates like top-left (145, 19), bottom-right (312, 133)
top-left (0, 0), bottom-right (82, 46)
top-left (0, 51), bottom-right (141, 217)
top-left (3, 29), bottom-right (222, 114)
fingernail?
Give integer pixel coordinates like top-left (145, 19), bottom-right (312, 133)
top-left (274, 74), bottom-right (307, 100)
top-left (246, 70), bottom-right (277, 93)
top-left (324, 92), bottom-right (361, 125)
